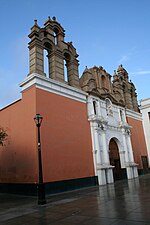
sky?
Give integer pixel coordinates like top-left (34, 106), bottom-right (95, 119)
top-left (0, 0), bottom-right (150, 108)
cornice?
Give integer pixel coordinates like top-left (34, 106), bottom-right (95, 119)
top-left (125, 108), bottom-right (142, 121)
top-left (140, 98), bottom-right (150, 110)
top-left (20, 73), bottom-right (87, 103)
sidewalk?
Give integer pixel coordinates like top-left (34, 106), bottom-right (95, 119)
top-left (0, 174), bottom-right (150, 225)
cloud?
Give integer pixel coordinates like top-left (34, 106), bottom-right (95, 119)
top-left (130, 70), bottom-right (150, 75)
top-left (0, 69), bottom-right (21, 109)
top-left (117, 47), bottom-right (137, 65)
top-left (12, 36), bottom-right (29, 76)
top-left (0, 35), bottom-right (29, 109)
top-left (0, 83), bottom-right (21, 109)
top-left (118, 55), bottom-right (129, 64)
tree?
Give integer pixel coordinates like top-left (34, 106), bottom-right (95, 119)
top-left (0, 127), bottom-right (8, 146)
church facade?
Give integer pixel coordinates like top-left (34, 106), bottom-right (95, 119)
top-left (0, 17), bottom-right (148, 194)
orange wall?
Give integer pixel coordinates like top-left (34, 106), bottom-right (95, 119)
top-left (0, 86), bottom-right (94, 184)
top-left (36, 88), bottom-right (95, 182)
top-left (0, 87), bottom-right (37, 183)
top-left (127, 116), bottom-right (148, 168)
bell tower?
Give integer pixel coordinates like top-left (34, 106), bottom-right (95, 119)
top-left (112, 65), bottom-right (139, 112)
top-left (28, 17), bottom-right (80, 87)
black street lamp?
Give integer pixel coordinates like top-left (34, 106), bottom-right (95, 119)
top-left (34, 113), bottom-right (46, 205)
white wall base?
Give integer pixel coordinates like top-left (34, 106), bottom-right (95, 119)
top-left (106, 168), bottom-right (114, 184)
top-left (97, 169), bottom-right (107, 185)
top-left (127, 166), bottom-right (138, 179)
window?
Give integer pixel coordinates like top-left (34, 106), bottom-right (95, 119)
top-left (101, 75), bottom-right (106, 89)
top-left (101, 75), bottom-right (109, 90)
top-left (120, 110), bottom-right (124, 122)
top-left (106, 98), bottom-right (113, 116)
top-left (53, 27), bottom-right (59, 45)
top-left (148, 112), bottom-right (150, 120)
top-left (43, 42), bottom-right (52, 78)
top-left (64, 60), bottom-right (68, 82)
top-left (93, 101), bottom-right (97, 115)
top-left (44, 49), bottom-right (49, 77)
top-left (141, 156), bottom-right (148, 169)
top-left (64, 53), bottom-right (71, 83)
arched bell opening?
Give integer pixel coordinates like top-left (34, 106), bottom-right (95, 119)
top-left (64, 52), bottom-right (71, 83)
top-left (53, 27), bottom-right (59, 45)
top-left (43, 42), bottom-right (52, 78)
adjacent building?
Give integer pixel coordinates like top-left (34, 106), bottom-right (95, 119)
top-left (140, 98), bottom-right (150, 167)
top-left (0, 17), bottom-right (149, 195)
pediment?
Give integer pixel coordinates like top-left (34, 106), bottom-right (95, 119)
top-left (100, 93), bottom-right (119, 104)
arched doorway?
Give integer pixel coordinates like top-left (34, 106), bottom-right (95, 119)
top-left (109, 138), bottom-right (123, 181)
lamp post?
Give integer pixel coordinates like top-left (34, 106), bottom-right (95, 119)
top-left (34, 113), bottom-right (46, 205)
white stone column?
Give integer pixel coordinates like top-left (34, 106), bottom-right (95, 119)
top-left (126, 133), bottom-right (138, 178)
top-left (122, 133), bottom-right (130, 164)
top-left (122, 129), bottom-right (138, 179)
top-left (90, 123), bottom-right (98, 175)
top-left (95, 128), bottom-right (107, 185)
top-left (119, 150), bottom-right (126, 168)
top-left (97, 100), bottom-right (102, 117)
top-left (94, 129), bottom-right (102, 165)
top-left (123, 132), bottom-right (134, 179)
top-left (101, 130), bottom-right (109, 164)
top-left (126, 134), bottom-right (134, 162)
top-left (101, 128), bottom-right (114, 184)
top-left (87, 97), bottom-right (95, 118)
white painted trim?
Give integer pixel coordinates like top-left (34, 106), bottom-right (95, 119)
top-left (125, 109), bottom-right (142, 121)
top-left (20, 73), bottom-right (87, 103)
top-left (140, 98), bottom-right (150, 110)
top-left (140, 98), bottom-right (150, 103)
top-left (140, 104), bottom-right (150, 110)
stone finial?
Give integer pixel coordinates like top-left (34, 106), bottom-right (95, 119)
top-left (113, 70), bottom-right (118, 80)
top-left (34, 19), bottom-right (37, 25)
top-left (119, 64), bottom-right (123, 68)
top-left (52, 16), bottom-right (56, 21)
top-left (44, 16), bottom-right (52, 26)
top-left (30, 19), bottom-right (40, 32)
top-left (84, 66), bottom-right (88, 71)
top-left (83, 66), bottom-right (89, 73)
top-left (118, 64), bottom-right (123, 71)
top-left (33, 19), bottom-right (40, 28)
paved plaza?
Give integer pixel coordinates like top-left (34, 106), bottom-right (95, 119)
top-left (0, 174), bottom-right (150, 225)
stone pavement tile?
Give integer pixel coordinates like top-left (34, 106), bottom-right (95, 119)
top-left (125, 212), bottom-right (150, 223)
top-left (79, 204), bottom-right (130, 219)
top-left (47, 206), bottom-right (82, 216)
top-left (117, 200), bottom-right (140, 207)
top-left (19, 210), bottom-right (71, 224)
top-left (0, 217), bottom-right (40, 225)
top-left (0, 205), bottom-right (37, 222)
top-left (135, 206), bottom-right (150, 213)
top-left (82, 217), bottom-right (117, 225)
top-left (1, 175), bottom-right (150, 225)
top-left (0, 216), bottom-right (59, 225)
top-left (111, 219), bottom-right (150, 225)
top-left (0, 194), bottom-right (35, 209)
top-left (21, 212), bottom-right (62, 223)
top-left (48, 221), bottom-right (73, 225)
top-left (54, 214), bottom-right (92, 224)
